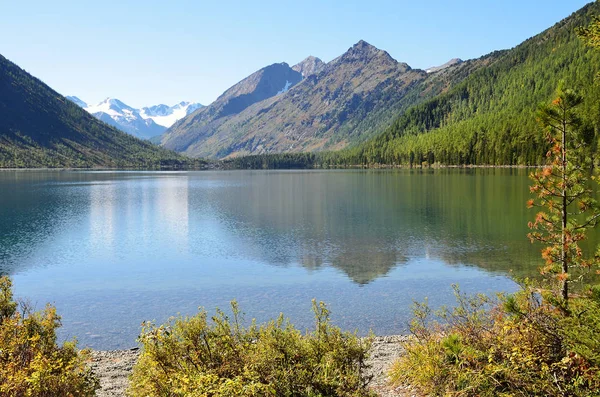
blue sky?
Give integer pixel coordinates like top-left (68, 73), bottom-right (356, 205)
top-left (0, 1), bottom-right (592, 108)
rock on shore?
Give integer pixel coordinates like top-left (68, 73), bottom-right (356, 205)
top-left (90, 336), bottom-right (422, 397)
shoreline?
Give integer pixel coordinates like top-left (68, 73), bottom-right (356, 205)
top-left (89, 335), bottom-right (421, 397)
top-left (0, 163), bottom-right (539, 172)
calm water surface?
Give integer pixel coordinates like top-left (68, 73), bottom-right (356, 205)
top-left (0, 169), bottom-right (539, 349)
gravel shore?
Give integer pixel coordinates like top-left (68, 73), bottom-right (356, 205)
top-left (90, 349), bottom-right (139, 397)
top-left (90, 335), bottom-right (422, 397)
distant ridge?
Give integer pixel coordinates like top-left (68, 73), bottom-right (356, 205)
top-left (67, 97), bottom-right (203, 140)
top-left (0, 54), bottom-right (195, 168)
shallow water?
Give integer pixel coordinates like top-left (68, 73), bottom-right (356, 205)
top-left (0, 169), bottom-right (539, 349)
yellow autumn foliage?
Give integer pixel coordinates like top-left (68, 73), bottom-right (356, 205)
top-left (128, 300), bottom-right (375, 397)
top-left (0, 276), bottom-right (98, 397)
top-left (390, 285), bottom-right (600, 396)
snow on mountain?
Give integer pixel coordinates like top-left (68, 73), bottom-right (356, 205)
top-left (67, 97), bottom-right (203, 140)
top-left (140, 101), bottom-right (203, 128)
top-left (77, 97), bottom-right (164, 140)
top-left (86, 98), bottom-right (137, 119)
top-left (276, 80), bottom-right (292, 95)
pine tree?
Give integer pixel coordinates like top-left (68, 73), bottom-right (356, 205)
top-left (528, 88), bottom-right (598, 308)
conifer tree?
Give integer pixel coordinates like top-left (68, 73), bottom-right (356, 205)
top-left (528, 88), bottom-right (598, 308)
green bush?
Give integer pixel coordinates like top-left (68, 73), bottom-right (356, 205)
top-left (0, 276), bottom-right (99, 396)
top-left (560, 285), bottom-right (600, 368)
top-left (389, 284), bottom-right (600, 396)
top-left (128, 300), bottom-right (375, 397)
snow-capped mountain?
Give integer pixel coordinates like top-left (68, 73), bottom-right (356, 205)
top-left (140, 101), bottom-right (204, 128)
top-left (66, 97), bottom-right (203, 140)
top-left (81, 98), bottom-right (165, 140)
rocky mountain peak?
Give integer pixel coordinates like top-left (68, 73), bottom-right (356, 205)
top-left (354, 39), bottom-right (375, 50)
top-left (335, 40), bottom-right (398, 67)
top-left (292, 56), bottom-right (325, 77)
top-left (161, 39), bottom-right (428, 158)
top-left (352, 40), bottom-right (383, 54)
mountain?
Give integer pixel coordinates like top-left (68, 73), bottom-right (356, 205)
top-left (160, 62), bottom-right (304, 156)
top-left (328, 1), bottom-right (600, 167)
top-left (68, 98), bottom-right (203, 140)
top-left (0, 54), bottom-right (197, 168)
top-left (292, 56), bottom-right (325, 77)
top-left (161, 40), bottom-right (478, 159)
top-left (83, 98), bottom-right (166, 140)
top-left (140, 102), bottom-right (203, 128)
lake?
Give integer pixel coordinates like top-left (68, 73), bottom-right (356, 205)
top-left (0, 169), bottom-right (540, 349)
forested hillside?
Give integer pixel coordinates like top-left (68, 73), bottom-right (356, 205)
top-left (334, 1), bottom-right (600, 167)
top-left (0, 55), bottom-right (201, 168)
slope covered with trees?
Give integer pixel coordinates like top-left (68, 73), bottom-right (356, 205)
top-left (333, 2), bottom-right (600, 167)
top-left (389, 89), bottom-right (600, 397)
top-left (0, 54), bottom-right (201, 168)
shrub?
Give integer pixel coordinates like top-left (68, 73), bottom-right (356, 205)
top-left (560, 285), bottom-right (600, 368)
top-left (128, 300), bottom-right (375, 397)
top-left (0, 276), bottom-right (99, 396)
top-left (389, 284), bottom-right (600, 396)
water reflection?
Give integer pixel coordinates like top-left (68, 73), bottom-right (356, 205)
top-left (0, 172), bottom-right (89, 275)
top-left (204, 170), bottom-right (539, 282)
top-left (90, 182), bottom-right (117, 255)
top-left (0, 169), bottom-right (544, 285)
top-left (0, 169), bottom-right (551, 349)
